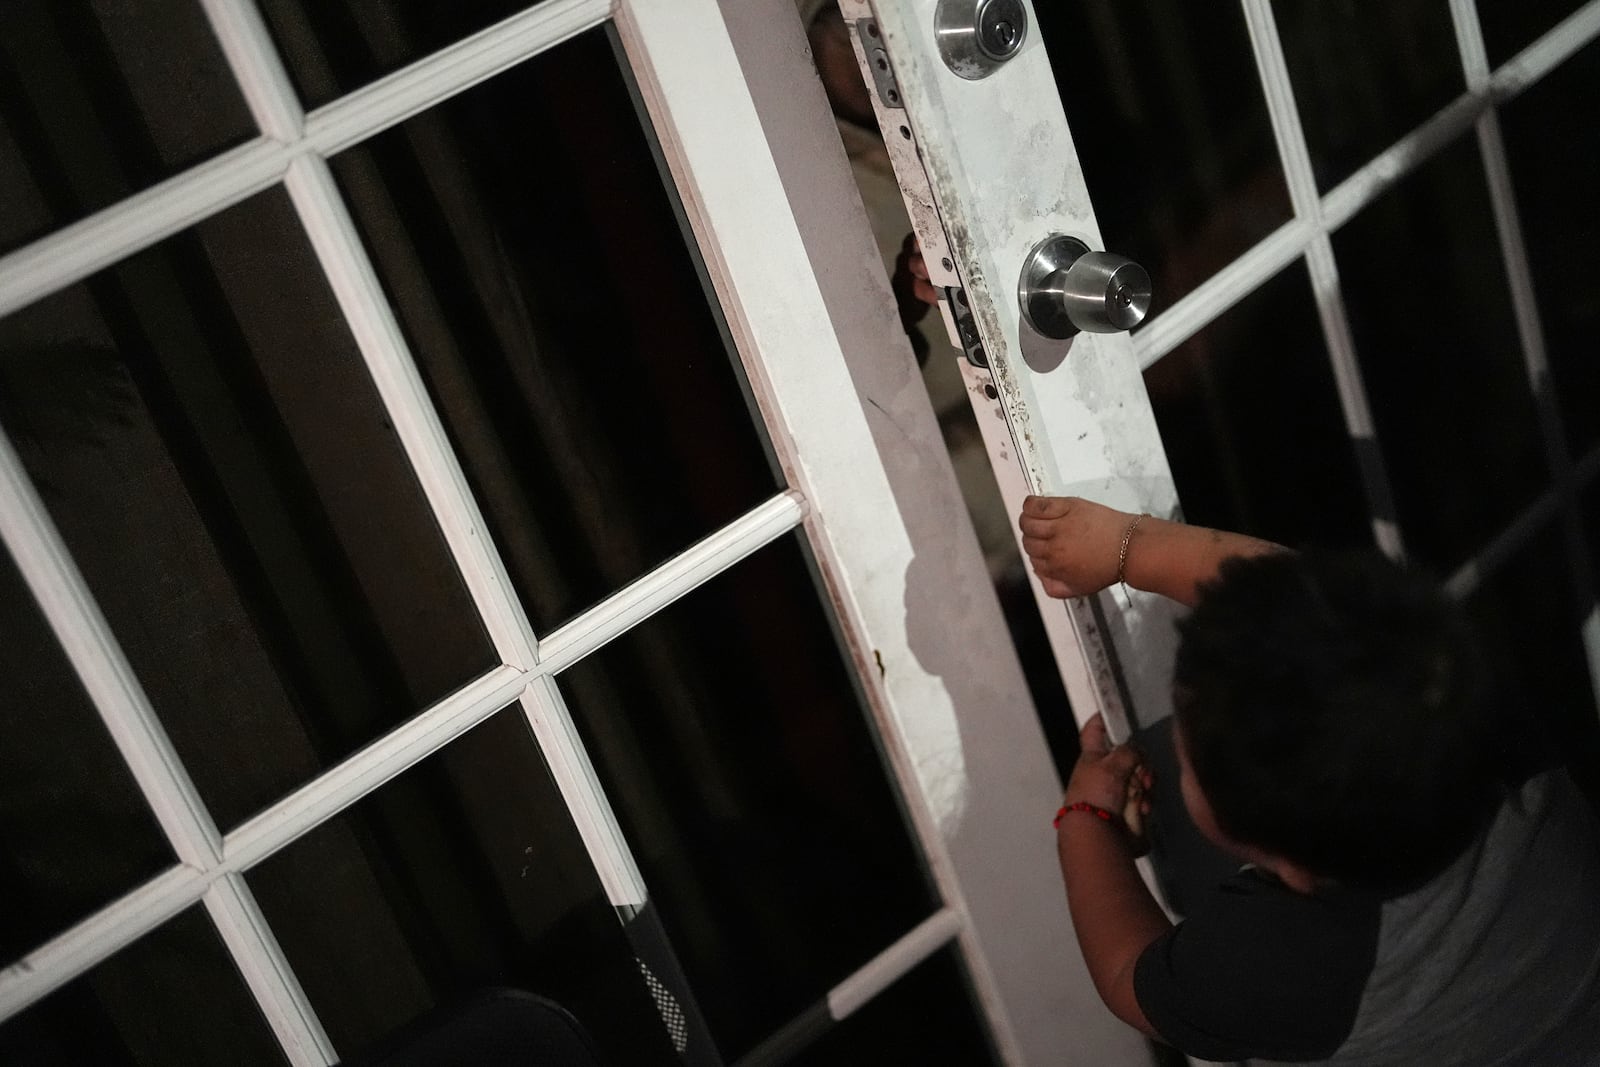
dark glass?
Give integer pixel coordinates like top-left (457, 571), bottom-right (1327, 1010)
top-left (1033, 2), bottom-right (1293, 315)
top-left (1334, 137), bottom-right (1546, 572)
top-left (558, 534), bottom-right (936, 1059)
top-left (788, 948), bottom-right (997, 1066)
top-left (1144, 261), bottom-right (1373, 550)
top-left (247, 705), bottom-right (674, 1065)
top-left (0, 906), bottom-right (284, 1066)
top-left (1500, 41), bottom-right (1600, 455)
top-left (0, 2), bottom-right (255, 256)
top-left (1273, 0), bottom-right (1464, 190)
top-left (256, 0), bottom-right (546, 109)
top-left (331, 27), bottom-right (779, 633)
top-left (1590, 479), bottom-right (1600, 590)
top-left (0, 552), bottom-right (173, 959)
top-left (0, 188), bottom-right (496, 831)
top-left (1480, 0), bottom-right (1586, 67)
top-left (1463, 526), bottom-right (1600, 802)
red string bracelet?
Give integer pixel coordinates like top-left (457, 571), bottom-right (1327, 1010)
top-left (1053, 801), bottom-right (1118, 829)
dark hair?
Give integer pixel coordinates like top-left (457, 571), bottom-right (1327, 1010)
top-left (1173, 549), bottom-right (1499, 892)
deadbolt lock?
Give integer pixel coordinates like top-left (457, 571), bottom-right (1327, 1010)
top-left (936, 0), bottom-right (1028, 80)
top-left (1018, 235), bottom-right (1152, 338)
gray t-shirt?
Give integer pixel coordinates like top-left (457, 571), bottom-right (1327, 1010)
top-left (1135, 770), bottom-right (1600, 1064)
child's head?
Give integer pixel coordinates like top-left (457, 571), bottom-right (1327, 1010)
top-left (1172, 550), bottom-right (1499, 893)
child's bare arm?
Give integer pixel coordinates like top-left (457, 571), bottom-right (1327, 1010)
top-left (1018, 495), bottom-right (1282, 608)
top-left (1056, 714), bottom-right (1169, 1036)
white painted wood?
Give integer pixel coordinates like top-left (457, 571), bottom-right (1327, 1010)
top-left (1452, 2), bottom-right (1568, 456)
top-left (223, 665), bottom-right (528, 869)
top-left (516, 677), bottom-right (648, 910)
top-left (1132, 217), bottom-right (1313, 369)
top-left (203, 877), bottom-right (336, 1065)
top-left (282, 154), bottom-right (543, 667)
top-left (1319, 93), bottom-right (1487, 232)
top-left (198, 0), bottom-right (306, 141)
top-left (1239, 0), bottom-right (1402, 559)
top-left (621, 0), bottom-right (1155, 1061)
top-left (1140, 2), bottom-right (1600, 369)
top-left (0, 138), bottom-right (289, 319)
top-left (845, 0), bottom-right (1183, 745)
top-left (0, 428), bottom-right (223, 869)
top-left (827, 908), bottom-right (962, 1019)
top-left (536, 492), bottom-right (805, 672)
top-left (299, 0), bottom-right (611, 159)
top-left (0, 866), bottom-right (203, 1020)
top-left (0, 0), bottom-right (609, 322)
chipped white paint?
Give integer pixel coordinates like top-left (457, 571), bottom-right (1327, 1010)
top-left (620, 0), bottom-right (972, 839)
top-left (853, 0), bottom-right (1182, 742)
top-left (844, 2), bottom-right (1176, 1064)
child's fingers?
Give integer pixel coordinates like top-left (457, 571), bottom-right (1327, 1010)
top-left (1077, 713), bottom-right (1110, 756)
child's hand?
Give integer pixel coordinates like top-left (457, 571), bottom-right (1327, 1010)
top-left (894, 232), bottom-right (941, 309)
top-left (1019, 495), bottom-right (1132, 598)
top-left (1063, 714), bottom-right (1150, 820)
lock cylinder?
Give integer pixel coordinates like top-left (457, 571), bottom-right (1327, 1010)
top-left (936, 0), bottom-right (1028, 80)
top-left (1017, 235), bottom-right (1152, 338)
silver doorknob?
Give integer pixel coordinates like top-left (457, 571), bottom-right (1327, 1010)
top-left (1017, 235), bottom-right (1152, 338)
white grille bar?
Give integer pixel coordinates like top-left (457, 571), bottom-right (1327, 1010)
top-left (1239, 0), bottom-right (1401, 556)
top-left (0, 429), bottom-right (223, 869)
top-left (0, 0), bottom-right (610, 322)
top-left (1, 484), bottom-right (800, 1023)
top-left (1134, 2), bottom-right (1600, 367)
top-left (536, 491), bottom-right (806, 673)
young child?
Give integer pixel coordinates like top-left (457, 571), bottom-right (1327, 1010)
top-left (1020, 494), bottom-right (1600, 1064)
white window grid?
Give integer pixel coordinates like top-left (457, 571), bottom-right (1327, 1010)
top-left (0, 0), bottom-right (972, 1063)
top-left (1129, 1), bottom-right (1600, 701)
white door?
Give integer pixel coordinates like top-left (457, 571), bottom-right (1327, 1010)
top-left (0, 0), bottom-right (1123, 1064)
top-left (854, 0), bottom-right (1600, 789)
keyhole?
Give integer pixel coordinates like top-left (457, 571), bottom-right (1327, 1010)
top-left (1114, 285), bottom-right (1134, 310)
top-left (993, 20), bottom-right (1016, 49)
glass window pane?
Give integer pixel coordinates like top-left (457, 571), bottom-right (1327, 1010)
top-left (1333, 136), bottom-right (1546, 572)
top-left (247, 705), bottom-right (675, 1066)
top-left (1500, 41), bottom-right (1600, 456)
top-left (1035, 2), bottom-right (1293, 315)
top-left (1273, 0), bottom-right (1464, 191)
top-left (1463, 526), bottom-right (1600, 802)
top-left (1480, 0), bottom-right (1587, 67)
top-left (331, 26), bottom-right (780, 634)
top-left (0, 551), bottom-right (174, 958)
top-left (788, 947), bottom-right (998, 1066)
top-left (0, 905), bottom-right (285, 1066)
top-left (558, 534), bottom-right (935, 1059)
top-left (256, 0), bottom-right (549, 109)
top-left (0, 187), bottom-right (497, 831)
top-left (0, 2), bottom-right (255, 256)
top-left (1145, 261), bottom-right (1372, 550)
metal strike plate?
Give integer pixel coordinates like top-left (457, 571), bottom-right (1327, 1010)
top-left (855, 19), bottom-right (903, 108)
top-left (944, 286), bottom-right (988, 367)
